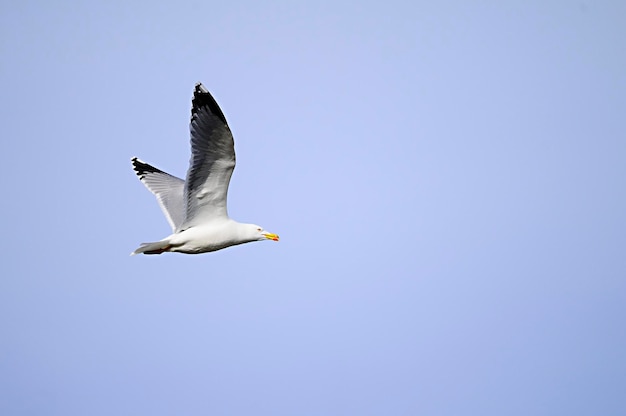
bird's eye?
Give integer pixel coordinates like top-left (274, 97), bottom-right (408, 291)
top-left (257, 228), bottom-right (262, 232)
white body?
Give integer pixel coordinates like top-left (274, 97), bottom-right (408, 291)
top-left (165, 221), bottom-right (268, 254)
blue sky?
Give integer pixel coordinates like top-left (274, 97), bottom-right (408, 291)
top-left (1, 1), bottom-right (625, 414)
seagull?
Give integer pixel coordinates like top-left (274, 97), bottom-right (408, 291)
top-left (130, 83), bottom-right (279, 255)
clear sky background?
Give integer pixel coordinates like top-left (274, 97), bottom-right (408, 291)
top-left (1, 1), bottom-right (625, 415)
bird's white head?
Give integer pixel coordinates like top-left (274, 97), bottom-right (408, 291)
top-left (247, 224), bottom-right (280, 242)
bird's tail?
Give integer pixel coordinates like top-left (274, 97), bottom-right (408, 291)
top-left (131, 240), bottom-right (173, 255)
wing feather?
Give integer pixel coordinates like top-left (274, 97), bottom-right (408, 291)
top-left (181, 83), bottom-right (236, 228)
top-left (131, 157), bottom-right (185, 232)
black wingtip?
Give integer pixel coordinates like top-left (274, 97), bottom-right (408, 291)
top-left (195, 82), bottom-right (208, 94)
top-left (131, 157), bottom-right (164, 178)
top-left (191, 82), bottom-right (228, 125)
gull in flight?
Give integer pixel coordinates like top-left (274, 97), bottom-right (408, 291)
top-left (130, 83), bottom-right (279, 255)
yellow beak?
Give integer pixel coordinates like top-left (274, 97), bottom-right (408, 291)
top-left (263, 233), bottom-right (280, 241)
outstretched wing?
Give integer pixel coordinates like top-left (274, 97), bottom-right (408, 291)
top-left (131, 157), bottom-right (185, 232)
top-left (180, 83), bottom-right (236, 228)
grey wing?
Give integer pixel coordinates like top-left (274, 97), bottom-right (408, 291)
top-left (180, 83), bottom-right (236, 228)
top-left (131, 157), bottom-right (185, 232)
